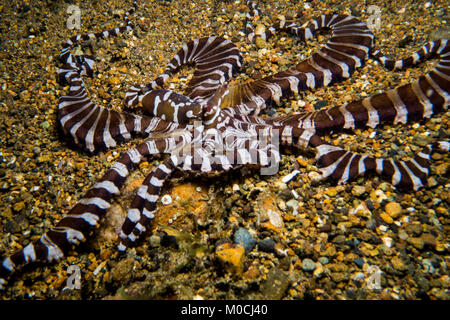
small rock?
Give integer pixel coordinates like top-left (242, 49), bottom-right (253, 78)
top-left (313, 100), bottom-right (327, 109)
top-left (353, 258), bottom-right (365, 268)
top-left (332, 234), bottom-right (346, 244)
top-left (412, 134), bottom-right (433, 147)
top-left (391, 256), bottom-right (407, 272)
top-left (233, 228), bottom-right (256, 253)
top-left (161, 195), bottom-right (172, 205)
top-left (40, 121), bottom-right (50, 129)
top-left (318, 257), bottom-right (329, 265)
top-left (109, 76), bottom-right (121, 86)
top-left (254, 24), bottom-right (266, 36)
top-left (427, 177), bottom-right (438, 187)
top-left (325, 187), bottom-right (337, 197)
top-left (255, 37), bottom-right (266, 49)
top-left (313, 263), bottom-right (325, 278)
top-left (260, 267), bottom-right (290, 299)
top-left (366, 218), bottom-right (378, 230)
top-left (382, 236), bottom-right (394, 248)
top-left (422, 259), bottom-right (435, 274)
top-left (352, 185), bottom-right (366, 197)
top-left (380, 212), bottom-right (394, 224)
top-left (385, 202), bottom-right (402, 218)
top-left (408, 237), bottom-right (425, 250)
top-left (216, 243), bottom-right (245, 273)
top-left (417, 276), bottom-right (430, 291)
top-left (149, 235), bottom-right (160, 247)
top-left (267, 209), bottom-right (283, 228)
top-left (243, 265), bottom-right (260, 281)
top-left (399, 229), bottom-right (409, 240)
top-left (301, 258), bottom-right (316, 272)
top-left (352, 272), bottom-right (365, 283)
top-left (323, 245), bottom-right (336, 257)
top-left (435, 163), bottom-right (448, 175)
top-left (286, 199), bottom-right (299, 215)
top-left (257, 238), bottom-right (276, 253)
top-left (279, 188), bottom-right (294, 201)
top-left (110, 258), bottom-right (136, 283)
top-left (405, 223), bottom-right (422, 236)
top-left (421, 233), bottom-right (437, 248)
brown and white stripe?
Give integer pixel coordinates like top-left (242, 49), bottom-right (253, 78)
top-left (0, 134), bottom-right (191, 283)
top-left (124, 36), bottom-right (242, 107)
top-left (223, 13), bottom-right (375, 116)
top-left (1, 0), bottom-right (448, 289)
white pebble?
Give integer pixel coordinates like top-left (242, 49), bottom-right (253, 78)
top-left (308, 171), bottom-right (322, 181)
top-left (281, 170), bottom-right (300, 183)
top-left (382, 236), bottom-right (393, 248)
top-left (161, 195), bottom-right (172, 205)
top-left (267, 209), bottom-right (283, 228)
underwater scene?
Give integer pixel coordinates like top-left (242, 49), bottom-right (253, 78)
top-left (0, 0), bottom-right (448, 300)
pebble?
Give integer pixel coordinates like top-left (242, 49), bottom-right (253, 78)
top-left (161, 194), bottom-right (172, 205)
top-left (215, 243), bottom-right (246, 273)
top-left (353, 258), bottom-right (365, 268)
top-left (351, 185), bottom-right (366, 197)
top-left (267, 209), bottom-right (283, 228)
top-left (422, 259), bottom-right (435, 274)
top-left (108, 76), bottom-right (121, 86)
top-left (255, 37), bottom-right (266, 49)
top-left (233, 228), bottom-right (256, 253)
top-left (260, 267), bottom-right (290, 299)
top-left (149, 235), bottom-right (161, 247)
top-left (380, 212), bottom-right (394, 224)
top-left (313, 100), bottom-right (327, 109)
top-left (281, 170), bottom-right (300, 183)
top-left (39, 121), bottom-right (50, 129)
top-left (412, 134), bottom-right (433, 147)
top-left (391, 256), bottom-right (407, 272)
top-left (385, 202), bottom-right (402, 218)
top-left (399, 229), bottom-right (409, 240)
top-left (325, 187), bottom-right (338, 197)
top-left (257, 238), bottom-right (276, 253)
top-left (254, 24), bottom-right (266, 36)
top-left (421, 233), bottom-right (437, 248)
top-left (301, 258), bottom-right (316, 272)
top-left (408, 237), bottom-right (425, 250)
top-left (382, 236), bottom-right (394, 248)
top-left (110, 258), bottom-right (136, 283)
